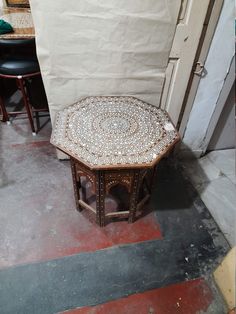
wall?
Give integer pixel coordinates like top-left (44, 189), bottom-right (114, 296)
top-left (182, 0), bottom-right (235, 156)
top-left (208, 84), bottom-right (235, 151)
top-left (29, 0), bottom-right (181, 126)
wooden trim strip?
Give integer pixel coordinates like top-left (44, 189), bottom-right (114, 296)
top-left (137, 194), bottom-right (150, 211)
top-left (106, 211), bottom-right (129, 218)
top-left (78, 200), bottom-right (96, 214)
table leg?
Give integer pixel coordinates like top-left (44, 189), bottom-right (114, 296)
top-left (150, 165), bottom-right (158, 193)
top-left (70, 158), bottom-right (82, 212)
top-left (128, 170), bottom-right (141, 223)
top-left (95, 171), bottom-right (105, 227)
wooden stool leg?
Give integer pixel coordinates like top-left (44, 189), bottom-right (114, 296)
top-left (70, 158), bottom-right (82, 212)
top-left (18, 77), bottom-right (36, 135)
top-left (95, 171), bottom-right (105, 227)
top-left (128, 170), bottom-right (141, 223)
top-left (0, 94), bottom-right (9, 123)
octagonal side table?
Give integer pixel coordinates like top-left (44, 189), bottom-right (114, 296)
top-left (51, 96), bottom-right (180, 227)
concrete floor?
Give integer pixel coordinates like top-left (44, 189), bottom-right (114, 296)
top-left (182, 149), bottom-right (236, 247)
top-left (0, 115), bottom-right (230, 314)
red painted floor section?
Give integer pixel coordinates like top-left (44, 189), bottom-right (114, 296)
top-left (0, 141), bottom-right (161, 268)
top-left (61, 278), bottom-right (213, 314)
top-left (0, 209), bottom-right (161, 269)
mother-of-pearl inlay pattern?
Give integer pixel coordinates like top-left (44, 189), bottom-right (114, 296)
top-left (51, 96), bottom-right (179, 168)
top-left (1, 12), bottom-right (33, 29)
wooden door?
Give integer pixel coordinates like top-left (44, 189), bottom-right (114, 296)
top-left (160, 0), bottom-right (211, 126)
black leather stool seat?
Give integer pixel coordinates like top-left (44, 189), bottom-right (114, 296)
top-left (0, 38), bottom-right (49, 134)
top-left (0, 57), bottom-right (40, 76)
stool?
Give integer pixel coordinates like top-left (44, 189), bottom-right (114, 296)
top-left (0, 38), bottom-right (48, 135)
top-left (51, 96), bottom-right (180, 226)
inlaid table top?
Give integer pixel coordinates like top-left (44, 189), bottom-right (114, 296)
top-left (0, 7), bottom-right (34, 39)
top-left (51, 96), bottom-right (180, 170)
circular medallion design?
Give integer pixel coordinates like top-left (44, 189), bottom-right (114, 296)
top-left (100, 115), bottom-right (132, 134)
top-left (51, 96), bottom-right (179, 168)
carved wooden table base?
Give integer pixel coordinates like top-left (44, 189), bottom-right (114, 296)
top-left (70, 158), bottom-right (156, 227)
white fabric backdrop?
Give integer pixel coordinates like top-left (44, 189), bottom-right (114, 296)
top-left (29, 0), bottom-right (180, 123)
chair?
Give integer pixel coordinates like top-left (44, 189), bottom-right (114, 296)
top-left (0, 38), bottom-right (48, 135)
